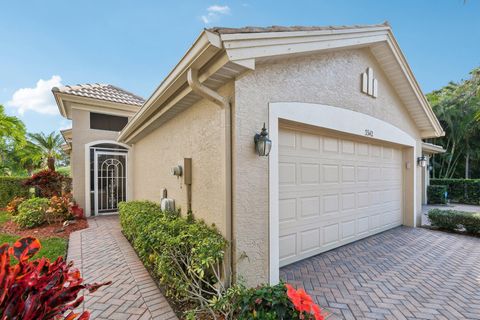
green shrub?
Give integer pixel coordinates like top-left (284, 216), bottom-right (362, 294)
top-left (430, 179), bottom-right (480, 204)
top-left (119, 201), bottom-right (328, 319)
top-left (234, 282), bottom-right (300, 319)
top-left (15, 198), bottom-right (50, 228)
top-left (428, 209), bottom-right (480, 234)
top-left (0, 177), bottom-right (30, 208)
top-left (428, 209), bottom-right (459, 230)
top-left (119, 201), bottom-right (227, 305)
top-left (427, 185), bottom-right (447, 204)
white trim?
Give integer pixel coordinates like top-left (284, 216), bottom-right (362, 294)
top-left (94, 151), bottom-right (128, 215)
top-left (53, 91), bottom-right (140, 120)
top-left (268, 102), bottom-right (417, 284)
top-left (84, 140), bottom-right (132, 217)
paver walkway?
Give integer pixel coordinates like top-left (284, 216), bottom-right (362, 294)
top-left (281, 226), bottom-right (480, 320)
top-left (68, 215), bottom-right (178, 320)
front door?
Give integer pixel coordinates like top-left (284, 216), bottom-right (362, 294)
top-left (94, 151), bottom-right (127, 215)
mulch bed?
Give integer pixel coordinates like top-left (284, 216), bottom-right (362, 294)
top-left (0, 219), bottom-right (88, 239)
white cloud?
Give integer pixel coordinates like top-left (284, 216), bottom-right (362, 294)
top-left (7, 75), bottom-right (63, 115)
top-left (208, 5), bottom-right (230, 14)
top-left (201, 5), bottom-right (231, 24)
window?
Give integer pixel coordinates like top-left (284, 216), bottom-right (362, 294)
top-left (90, 112), bottom-right (128, 131)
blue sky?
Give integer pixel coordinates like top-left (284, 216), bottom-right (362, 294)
top-left (1, 0), bottom-right (479, 134)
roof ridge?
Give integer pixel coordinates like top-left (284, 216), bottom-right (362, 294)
top-left (207, 22), bottom-right (390, 35)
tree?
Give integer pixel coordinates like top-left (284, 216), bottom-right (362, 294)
top-left (16, 141), bottom-right (44, 175)
top-left (27, 132), bottom-right (64, 171)
top-left (428, 67), bottom-right (480, 179)
top-left (0, 105), bottom-right (26, 174)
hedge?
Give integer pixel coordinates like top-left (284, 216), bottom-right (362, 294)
top-left (0, 177), bottom-right (31, 208)
top-left (428, 209), bottom-right (480, 234)
top-left (427, 185), bottom-right (447, 204)
top-left (118, 201), bottom-right (227, 309)
top-left (430, 179), bottom-right (480, 205)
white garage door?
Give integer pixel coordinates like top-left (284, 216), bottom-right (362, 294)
top-left (279, 127), bottom-right (403, 267)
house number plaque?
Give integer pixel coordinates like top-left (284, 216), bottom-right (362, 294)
top-left (364, 129), bottom-right (374, 137)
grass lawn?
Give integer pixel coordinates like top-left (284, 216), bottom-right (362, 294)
top-left (0, 211), bottom-right (68, 262)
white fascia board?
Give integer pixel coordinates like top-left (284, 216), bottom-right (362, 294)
top-left (53, 90), bottom-right (68, 119)
top-left (223, 32), bottom-right (389, 62)
top-left (422, 142), bottom-right (446, 154)
top-left (118, 31), bottom-right (223, 142)
top-left (70, 103), bottom-right (138, 118)
top-left (384, 32), bottom-right (444, 138)
top-left (123, 53), bottom-right (233, 144)
top-left (54, 93), bottom-right (140, 119)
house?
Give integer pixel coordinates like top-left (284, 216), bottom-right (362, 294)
top-left (53, 84), bottom-right (143, 215)
top-left (54, 23), bottom-right (445, 286)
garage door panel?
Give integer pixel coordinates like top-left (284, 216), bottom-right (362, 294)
top-left (341, 220), bottom-right (356, 240)
top-left (279, 127), bottom-right (403, 266)
top-left (279, 234), bottom-right (297, 260)
top-left (300, 163), bottom-right (320, 184)
top-left (279, 198), bottom-right (297, 222)
top-left (299, 196), bottom-right (320, 218)
top-left (300, 228), bottom-right (320, 253)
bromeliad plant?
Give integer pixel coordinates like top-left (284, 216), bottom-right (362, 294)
top-left (0, 236), bottom-right (111, 319)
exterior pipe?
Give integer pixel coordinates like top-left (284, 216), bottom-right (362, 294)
top-left (187, 68), bottom-right (233, 284)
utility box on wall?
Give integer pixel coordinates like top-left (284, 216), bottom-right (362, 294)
top-left (184, 158), bottom-right (192, 185)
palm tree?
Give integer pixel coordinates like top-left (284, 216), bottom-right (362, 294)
top-left (17, 141), bottom-right (44, 175)
top-left (27, 132), bottom-right (64, 171)
top-left (0, 105), bottom-right (26, 173)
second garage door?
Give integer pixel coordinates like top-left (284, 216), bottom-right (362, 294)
top-left (279, 126), bottom-right (403, 267)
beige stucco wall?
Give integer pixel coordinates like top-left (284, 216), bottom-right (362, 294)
top-left (131, 83), bottom-right (234, 236)
top-left (233, 48), bottom-right (424, 286)
top-left (71, 108), bottom-right (128, 214)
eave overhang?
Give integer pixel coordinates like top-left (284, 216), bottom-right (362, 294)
top-left (119, 24), bottom-right (444, 143)
top-left (422, 142), bottom-right (446, 155)
top-left (53, 91), bottom-right (140, 120)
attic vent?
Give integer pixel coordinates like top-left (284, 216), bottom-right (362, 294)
top-left (361, 67), bottom-right (378, 98)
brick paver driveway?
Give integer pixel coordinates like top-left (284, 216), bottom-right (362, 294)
top-left (68, 216), bottom-right (178, 320)
top-left (281, 226), bottom-right (480, 320)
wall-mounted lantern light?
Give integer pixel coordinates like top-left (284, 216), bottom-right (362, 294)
top-left (254, 123), bottom-right (272, 157)
top-left (417, 156), bottom-right (427, 168)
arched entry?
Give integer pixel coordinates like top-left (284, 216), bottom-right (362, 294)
top-left (85, 141), bottom-right (130, 216)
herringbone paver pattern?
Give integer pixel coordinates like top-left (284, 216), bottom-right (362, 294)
top-left (281, 226), bottom-right (480, 320)
top-left (68, 216), bottom-right (178, 320)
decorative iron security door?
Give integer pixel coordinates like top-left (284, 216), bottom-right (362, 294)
top-left (94, 151), bottom-right (127, 214)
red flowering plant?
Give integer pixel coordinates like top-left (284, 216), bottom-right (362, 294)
top-left (0, 237), bottom-right (111, 319)
top-left (24, 169), bottom-right (64, 198)
top-left (286, 284), bottom-right (325, 320)
top-left (231, 281), bottom-right (326, 320)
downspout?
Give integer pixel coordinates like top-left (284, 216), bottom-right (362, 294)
top-left (187, 68), bottom-right (233, 284)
